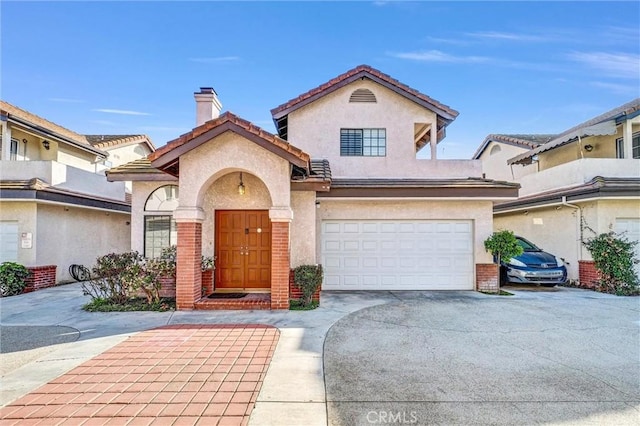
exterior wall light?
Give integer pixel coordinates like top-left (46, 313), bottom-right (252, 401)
top-left (42, 140), bottom-right (50, 150)
top-left (584, 144), bottom-right (594, 152)
top-left (238, 172), bottom-right (246, 195)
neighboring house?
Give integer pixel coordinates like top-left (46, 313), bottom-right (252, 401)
top-left (475, 99), bottom-right (640, 283)
top-left (107, 65), bottom-right (519, 310)
top-left (0, 100), bottom-right (154, 284)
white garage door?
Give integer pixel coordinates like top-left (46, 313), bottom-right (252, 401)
top-left (0, 222), bottom-right (19, 263)
top-left (322, 220), bottom-right (474, 290)
top-left (615, 218), bottom-right (640, 279)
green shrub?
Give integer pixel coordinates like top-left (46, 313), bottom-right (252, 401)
top-left (583, 231), bottom-right (639, 296)
top-left (484, 230), bottom-right (524, 264)
top-left (83, 252), bottom-right (144, 304)
top-left (0, 262), bottom-right (30, 297)
top-left (293, 264), bottom-right (323, 307)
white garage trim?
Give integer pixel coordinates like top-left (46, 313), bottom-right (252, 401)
top-left (321, 220), bottom-right (474, 290)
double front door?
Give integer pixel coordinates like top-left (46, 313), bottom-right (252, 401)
top-left (215, 210), bottom-right (271, 290)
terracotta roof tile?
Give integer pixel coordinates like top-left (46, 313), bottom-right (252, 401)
top-left (270, 64), bottom-right (459, 119)
top-left (85, 134), bottom-right (156, 152)
top-left (149, 111), bottom-right (309, 164)
top-left (471, 133), bottom-right (556, 159)
top-left (0, 100), bottom-right (89, 147)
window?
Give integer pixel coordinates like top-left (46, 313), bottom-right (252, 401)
top-left (616, 133), bottom-right (640, 159)
top-left (340, 128), bottom-right (386, 156)
top-left (10, 138), bottom-right (18, 161)
top-left (144, 185), bottom-right (179, 258)
top-left (144, 216), bottom-right (177, 259)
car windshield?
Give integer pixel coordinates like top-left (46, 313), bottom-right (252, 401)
top-left (516, 237), bottom-right (540, 251)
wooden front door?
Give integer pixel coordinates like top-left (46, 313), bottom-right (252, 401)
top-left (215, 210), bottom-right (271, 290)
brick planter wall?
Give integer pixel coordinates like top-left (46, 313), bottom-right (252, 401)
top-left (23, 265), bottom-right (57, 293)
top-left (476, 263), bottom-right (499, 293)
top-left (289, 270), bottom-right (321, 303)
top-left (158, 276), bottom-right (177, 299)
top-left (579, 260), bottom-right (599, 289)
top-left (202, 269), bottom-right (214, 296)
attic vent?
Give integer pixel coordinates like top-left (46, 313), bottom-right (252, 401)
top-left (349, 88), bottom-right (377, 103)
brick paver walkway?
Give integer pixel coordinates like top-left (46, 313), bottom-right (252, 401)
top-left (0, 324), bottom-right (279, 426)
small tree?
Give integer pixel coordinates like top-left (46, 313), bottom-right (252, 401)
top-left (583, 231), bottom-right (639, 295)
top-left (484, 230), bottom-right (523, 265)
top-left (0, 262), bottom-right (30, 297)
top-left (293, 264), bottom-right (323, 307)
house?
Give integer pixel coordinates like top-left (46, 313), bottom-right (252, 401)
top-left (474, 99), bottom-right (640, 284)
top-left (107, 65), bottom-right (519, 310)
top-left (0, 100), bottom-right (155, 287)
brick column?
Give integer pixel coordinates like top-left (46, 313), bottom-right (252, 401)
top-left (476, 263), bottom-right (499, 293)
top-left (579, 260), bottom-right (599, 289)
top-left (176, 222), bottom-right (202, 310)
top-left (270, 222), bottom-right (290, 309)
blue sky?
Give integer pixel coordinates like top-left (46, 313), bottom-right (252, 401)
top-left (2, 1), bottom-right (639, 158)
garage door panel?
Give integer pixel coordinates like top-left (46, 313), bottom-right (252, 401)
top-left (322, 220), bottom-right (474, 290)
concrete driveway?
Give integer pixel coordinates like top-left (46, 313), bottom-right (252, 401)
top-left (324, 288), bottom-right (640, 425)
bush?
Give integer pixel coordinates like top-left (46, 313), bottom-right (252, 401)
top-left (82, 252), bottom-right (144, 304)
top-left (583, 231), bottom-right (639, 296)
top-left (484, 230), bottom-right (524, 264)
top-left (0, 262), bottom-right (30, 297)
top-left (293, 264), bottom-right (323, 307)
top-left (153, 245), bottom-right (215, 273)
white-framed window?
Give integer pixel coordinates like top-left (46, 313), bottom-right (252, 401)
top-left (340, 128), bottom-right (386, 157)
top-left (10, 138), bottom-right (18, 161)
top-left (616, 133), bottom-right (640, 159)
top-left (144, 185), bottom-right (179, 258)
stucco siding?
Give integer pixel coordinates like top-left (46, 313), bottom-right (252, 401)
top-left (290, 191), bottom-right (316, 267)
top-left (0, 202), bottom-right (37, 266)
top-left (538, 131), bottom-right (621, 171)
top-left (316, 200), bottom-right (494, 265)
top-left (479, 142), bottom-right (537, 182)
top-left (178, 132), bottom-right (291, 208)
top-left (287, 79), bottom-right (480, 178)
top-left (106, 144), bottom-right (153, 168)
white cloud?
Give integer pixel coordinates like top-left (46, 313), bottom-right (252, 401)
top-left (389, 50), bottom-right (489, 63)
top-left (425, 36), bottom-right (471, 46)
top-left (589, 81), bottom-right (636, 95)
top-left (93, 108), bottom-right (151, 116)
top-left (188, 56), bottom-right (240, 63)
top-left (465, 31), bottom-right (548, 42)
top-left (567, 51), bottom-right (640, 79)
top-left (48, 98), bottom-right (84, 103)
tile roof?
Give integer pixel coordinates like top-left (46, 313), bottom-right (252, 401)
top-left (270, 64), bottom-right (459, 120)
top-left (472, 134), bottom-right (557, 159)
top-left (0, 100), bottom-right (99, 152)
top-left (85, 134), bottom-right (156, 152)
top-left (105, 158), bottom-right (176, 181)
top-left (149, 111), bottom-right (310, 171)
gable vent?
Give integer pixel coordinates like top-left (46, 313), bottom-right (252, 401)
top-left (349, 88), bottom-right (377, 103)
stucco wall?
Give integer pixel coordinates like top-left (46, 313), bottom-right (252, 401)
top-left (538, 131), bottom-right (621, 171)
top-left (130, 181), bottom-right (176, 254)
top-left (106, 143), bottom-right (152, 168)
top-left (201, 172), bottom-right (273, 258)
top-left (479, 141), bottom-right (537, 182)
top-left (0, 202), bottom-right (37, 265)
top-left (290, 191), bottom-right (316, 267)
top-left (178, 132), bottom-right (291, 208)
top-left (493, 199), bottom-right (640, 281)
top-left (287, 79), bottom-right (481, 178)
top-left (316, 200), bottom-right (494, 264)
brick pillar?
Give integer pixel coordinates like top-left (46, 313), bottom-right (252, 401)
top-left (24, 265), bottom-right (57, 293)
top-left (176, 222), bottom-right (202, 310)
top-left (579, 260), bottom-right (599, 289)
top-left (202, 269), bottom-right (214, 296)
top-left (270, 221), bottom-right (290, 309)
top-left (476, 263), bottom-right (499, 293)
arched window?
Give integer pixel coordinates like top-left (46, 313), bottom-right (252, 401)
top-left (349, 88), bottom-right (377, 103)
top-left (489, 145), bottom-right (502, 156)
top-left (144, 185), bottom-right (179, 258)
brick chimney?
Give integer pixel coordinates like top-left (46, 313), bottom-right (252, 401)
top-left (194, 87), bottom-right (222, 126)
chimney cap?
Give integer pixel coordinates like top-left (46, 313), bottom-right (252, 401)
top-left (196, 87), bottom-right (217, 95)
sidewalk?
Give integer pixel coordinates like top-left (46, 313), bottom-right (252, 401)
top-left (0, 284), bottom-right (398, 425)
